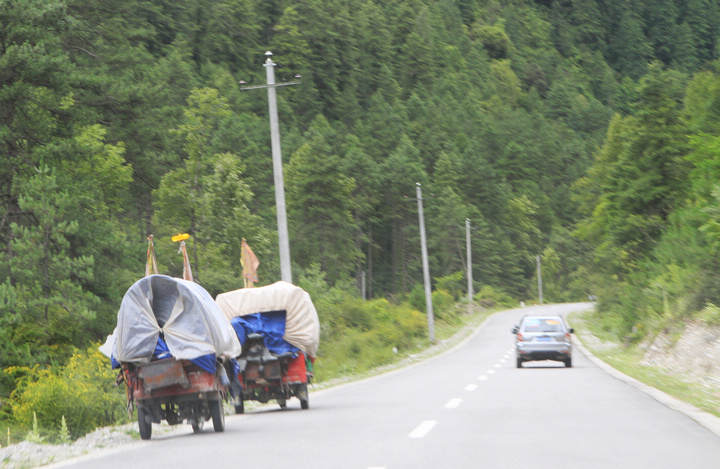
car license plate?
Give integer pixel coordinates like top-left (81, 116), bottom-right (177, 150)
top-left (537, 336), bottom-right (551, 342)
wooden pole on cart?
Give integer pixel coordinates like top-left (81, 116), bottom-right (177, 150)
top-left (172, 233), bottom-right (193, 282)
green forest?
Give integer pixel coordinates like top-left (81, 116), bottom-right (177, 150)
top-left (3, 0), bottom-right (720, 432)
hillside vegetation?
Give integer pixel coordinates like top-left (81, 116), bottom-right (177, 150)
top-left (2, 0), bottom-right (720, 439)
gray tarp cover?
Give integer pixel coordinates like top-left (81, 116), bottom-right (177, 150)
top-left (110, 275), bottom-right (242, 364)
top-left (215, 281), bottom-right (320, 358)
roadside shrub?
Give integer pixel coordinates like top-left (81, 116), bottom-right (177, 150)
top-left (11, 345), bottom-right (127, 440)
top-left (337, 296), bottom-right (376, 331)
top-left (474, 285), bottom-right (514, 308)
top-left (408, 284), bottom-right (426, 312)
top-left (432, 289), bottom-right (456, 320)
top-left (699, 303), bottom-right (720, 325)
top-left (434, 271), bottom-right (465, 300)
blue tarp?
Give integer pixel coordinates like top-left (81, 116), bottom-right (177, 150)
top-left (230, 310), bottom-right (300, 357)
top-left (111, 335), bottom-right (218, 374)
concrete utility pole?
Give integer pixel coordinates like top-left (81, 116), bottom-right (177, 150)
top-left (537, 254), bottom-right (543, 305)
top-left (361, 271), bottom-right (367, 301)
top-left (466, 218), bottom-right (474, 304)
top-left (416, 183), bottom-right (435, 343)
top-left (240, 52), bottom-right (300, 284)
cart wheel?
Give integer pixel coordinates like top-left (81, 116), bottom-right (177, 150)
top-left (138, 406), bottom-right (152, 440)
top-left (210, 399), bottom-right (225, 432)
top-left (191, 420), bottom-right (203, 433)
top-left (278, 398), bottom-right (287, 409)
top-left (298, 383), bottom-right (309, 410)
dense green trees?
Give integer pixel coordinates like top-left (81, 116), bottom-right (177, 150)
top-left (1, 0), bottom-right (720, 384)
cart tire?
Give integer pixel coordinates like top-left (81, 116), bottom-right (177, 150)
top-left (278, 398), bottom-right (287, 409)
top-left (210, 399), bottom-right (225, 432)
top-left (191, 421), bottom-right (203, 433)
top-left (298, 383), bottom-right (309, 410)
top-left (138, 406), bottom-right (152, 440)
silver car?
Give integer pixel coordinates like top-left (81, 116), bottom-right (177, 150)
top-left (512, 315), bottom-right (573, 368)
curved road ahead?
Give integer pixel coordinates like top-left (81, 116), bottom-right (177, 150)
top-left (53, 303), bottom-right (720, 469)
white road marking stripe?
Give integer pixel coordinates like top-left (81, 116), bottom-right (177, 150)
top-left (494, 364), bottom-right (501, 368)
top-left (465, 384), bottom-right (478, 391)
top-left (445, 398), bottom-right (462, 409)
top-left (478, 375), bottom-right (488, 380)
top-left (487, 369), bottom-right (496, 374)
top-left (409, 420), bottom-right (437, 438)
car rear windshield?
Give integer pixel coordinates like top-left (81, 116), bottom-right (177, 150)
top-left (522, 318), bottom-right (563, 333)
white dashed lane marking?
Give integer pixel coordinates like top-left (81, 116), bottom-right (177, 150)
top-left (409, 420), bottom-right (437, 438)
top-left (445, 398), bottom-right (462, 409)
top-left (465, 384), bottom-right (478, 391)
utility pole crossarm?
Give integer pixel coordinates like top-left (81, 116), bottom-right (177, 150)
top-left (239, 81), bottom-right (302, 90)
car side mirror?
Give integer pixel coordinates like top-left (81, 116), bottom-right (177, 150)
top-left (511, 326), bottom-right (519, 334)
top-left (568, 328), bottom-right (574, 334)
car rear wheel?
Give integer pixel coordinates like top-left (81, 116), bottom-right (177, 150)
top-left (516, 357), bottom-right (522, 368)
top-left (564, 358), bottom-right (572, 368)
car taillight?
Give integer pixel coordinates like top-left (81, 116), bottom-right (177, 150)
top-left (565, 332), bottom-right (571, 341)
top-left (517, 333), bottom-right (523, 342)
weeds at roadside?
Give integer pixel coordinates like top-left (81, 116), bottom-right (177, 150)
top-left (570, 310), bottom-right (720, 418)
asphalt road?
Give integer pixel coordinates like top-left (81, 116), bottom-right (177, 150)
top-left (53, 303), bottom-right (720, 469)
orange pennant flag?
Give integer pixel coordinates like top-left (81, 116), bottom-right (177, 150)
top-left (145, 235), bottom-right (159, 277)
top-left (241, 238), bottom-right (260, 288)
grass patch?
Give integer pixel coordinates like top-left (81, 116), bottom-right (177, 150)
top-left (311, 303), bottom-right (495, 389)
top-left (569, 310), bottom-right (720, 418)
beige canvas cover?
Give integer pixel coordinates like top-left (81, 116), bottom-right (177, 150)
top-left (216, 281), bottom-right (320, 358)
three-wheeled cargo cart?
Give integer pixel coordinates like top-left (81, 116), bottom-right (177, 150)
top-left (103, 275), bottom-right (242, 439)
top-left (121, 357), bottom-right (230, 439)
top-left (233, 332), bottom-right (312, 413)
top-left (216, 281), bottom-right (320, 413)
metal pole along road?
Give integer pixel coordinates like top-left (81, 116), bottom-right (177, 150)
top-left (466, 218), bottom-right (473, 303)
top-left (416, 183), bottom-right (435, 342)
top-left (264, 54), bottom-right (292, 284)
top-left (240, 52), bottom-right (299, 283)
top-left (536, 254), bottom-right (543, 304)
